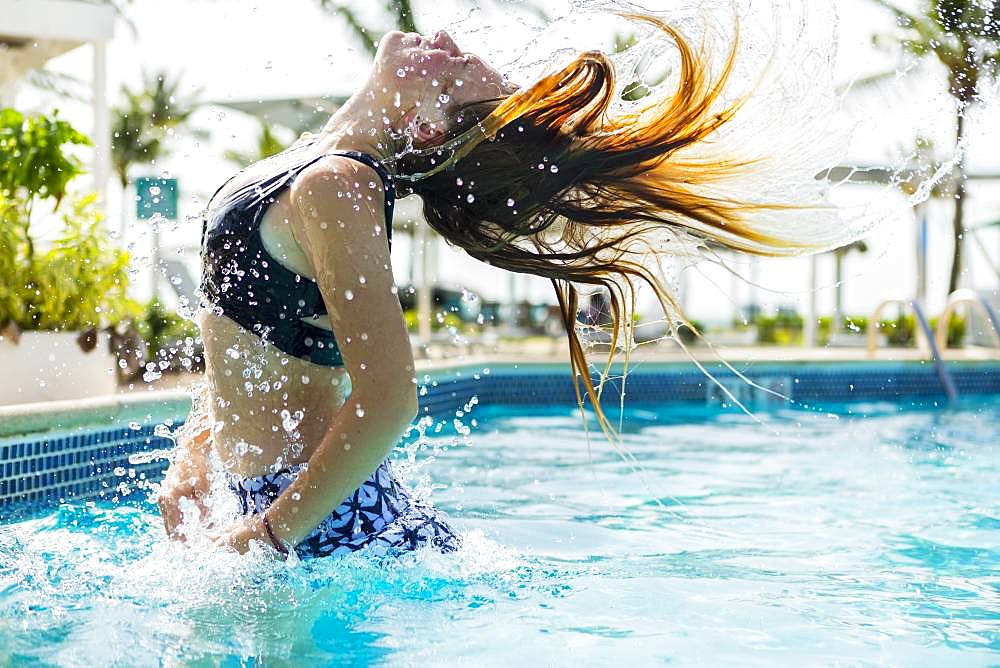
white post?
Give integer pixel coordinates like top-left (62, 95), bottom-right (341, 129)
top-left (507, 272), bottom-right (517, 336)
top-left (804, 255), bottom-right (818, 347)
top-left (91, 41), bottom-right (111, 217)
top-left (416, 220), bottom-right (432, 344)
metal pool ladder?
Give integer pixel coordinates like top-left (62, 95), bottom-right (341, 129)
top-left (866, 297), bottom-right (957, 402)
top-left (934, 288), bottom-right (1000, 351)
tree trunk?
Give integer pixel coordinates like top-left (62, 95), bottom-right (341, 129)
top-left (949, 109), bottom-right (967, 296)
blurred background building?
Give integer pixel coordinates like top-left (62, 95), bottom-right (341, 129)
top-left (3, 0), bottom-right (999, 371)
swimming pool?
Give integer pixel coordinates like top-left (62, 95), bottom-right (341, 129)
top-left (1, 362), bottom-right (998, 664)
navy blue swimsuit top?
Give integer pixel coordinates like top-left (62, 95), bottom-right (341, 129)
top-left (199, 150), bottom-right (395, 367)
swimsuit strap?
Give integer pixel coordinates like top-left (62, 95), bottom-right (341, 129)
top-left (319, 150), bottom-right (396, 246)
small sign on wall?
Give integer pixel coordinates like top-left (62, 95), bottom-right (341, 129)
top-left (135, 177), bottom-right (178, 220)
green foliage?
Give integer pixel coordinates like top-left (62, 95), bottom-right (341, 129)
top-left (676, 319), bottom-right (704, 344)
top-left (225, 121), bottom-right (289, 167)
top-left (0, 195), bottom-right (27, 323)
top-left (872, 0), bottom-right (1000, 295)
top-left (816, 314), bottom-right (870, 344)
top-left (403, 308), bottom-right (473, 333)
top-left (875, 0), bottom-right (1000, 103)
top-left (0, 110), bottom-right (133, 333)
top-left (112, 71), bottom-right (198, 188)
top-left (929, 313), bottom-right (966, 347)
top-left (877, 313), bottom-right (916, 346)
top-left (317, 0), bottom-right (547, 56)
top-left (611, 31), bottom-right (671, 101)
top-left (15, 195), bottom-right (135, 331)
top-left (755, 312), bottom-right (804, 345)
top-left (135, 299), bottom-right (199, 358)
top-left (0, 108), bottom-right (90, 214)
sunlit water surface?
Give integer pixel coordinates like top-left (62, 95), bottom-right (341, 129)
top-left (1, 396), bottom-right (998, 666)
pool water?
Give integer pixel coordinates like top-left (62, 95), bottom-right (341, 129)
top-left (1, 396), bottom-right (998, 666)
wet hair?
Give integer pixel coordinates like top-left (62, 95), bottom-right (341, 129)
top-left (396, 14), bottom-right (834, 440)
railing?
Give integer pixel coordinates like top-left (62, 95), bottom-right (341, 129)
top-left (866, 297), bottom-right (957, 401)
top-left (935, 288), bottom-right (1000, 351)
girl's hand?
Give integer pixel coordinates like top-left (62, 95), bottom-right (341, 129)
top-left (209, 515), bottom-right (283, 556)
top-left (158, 469), bottom-right (210, 541)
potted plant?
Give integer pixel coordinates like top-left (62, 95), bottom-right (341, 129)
top-left (0, 108), bottom-right (137, 404)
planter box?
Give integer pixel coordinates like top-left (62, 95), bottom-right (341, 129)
top-left (0, 330), bottom-right (117, 406)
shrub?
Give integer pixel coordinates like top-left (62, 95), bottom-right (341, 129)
top-left (0, 109), bottom-right (133, 336)
top-left (136, 299), bottom-right (199, 359)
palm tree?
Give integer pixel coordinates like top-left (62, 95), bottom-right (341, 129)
top-left (317, 0), bottom-right (548, 56)
top-left (224, 120), bottom-right (289, 168)
top-left (871, 0), bottom-right (1000, 295)
top-left (110, 70), bottom-right (199, 229)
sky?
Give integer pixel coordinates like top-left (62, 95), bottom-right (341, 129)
top-left (10, 0), bottom-right (1000, 327)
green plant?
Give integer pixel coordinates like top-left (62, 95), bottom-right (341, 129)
top-left (22, 195), bottom-right (135, 331)
top-left (0, 195), bottom-right (27, 326)
top-left (870, 0), bottom-right (1000, 296)
top-left (136, 299), bottom-right (199, 358)
top-left (877, 314), bottom-right (916, 346)
top-left (930, 313), bottom-right (967, 347)
top-left (754, 312), bottom-right (804, 345)
top-left (225, 120), bottom-right (289, 167)
top-left (318, 0), bottom-right (548, 56)
top-left (403, 308), bottom-right (478, 334)
top-left (676, 319), bottom-right (704, 344)
top-left (0, 109), bottom-right (134, 335)
top-left (0, 108), bottom-right (90, 263)
top-left (111, 71), bottom-right (199, 189)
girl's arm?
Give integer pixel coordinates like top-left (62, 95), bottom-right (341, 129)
top-left (159, 383), bottom-right (215, 538)
top-left (214, 155), bottom-right (417, 551)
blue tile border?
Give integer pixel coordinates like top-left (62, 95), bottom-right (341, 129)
top-left (1, 360), bottom-right (998, 520)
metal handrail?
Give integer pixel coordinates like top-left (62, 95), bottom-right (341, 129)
top-left (935, 288), bottom-right (1000, 351)
top-left (866, 297), bottom-right (957, 401)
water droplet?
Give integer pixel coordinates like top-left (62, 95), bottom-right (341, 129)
top-left (506, 198), bottom-right (515, 207)
top-left (550, 165), bottom-right (559, 173)
top-left (301, 375), bottom-right (310, 384)
top-left (355, 404), bottom-right (365, 418)
top-left (456, 177), bottom-right (463, 186)
top-left (280, 408), bottom-right (304, 433)
top-left (396, 68), bottom-right (406, 78)
top-left (344, 289), bottom-right (354, 300)
top-left (455, 79), bottom-right (464, 87)
top-left (438, 93), bottom-right (451, 104)
top-left (466, 194), bottom-right (475, 203)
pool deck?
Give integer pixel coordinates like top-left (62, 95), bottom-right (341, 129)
top-left (135, 340), bottom-right (1000, 391)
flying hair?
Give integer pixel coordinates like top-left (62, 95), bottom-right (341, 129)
top-left (396, 12), bottom-right (862, 448)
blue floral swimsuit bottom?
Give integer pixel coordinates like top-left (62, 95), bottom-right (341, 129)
top-left (228, 459), bottom-right (460, 559)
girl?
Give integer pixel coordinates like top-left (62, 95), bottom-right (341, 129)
top-left (159, 15), bottom-right (849, 559)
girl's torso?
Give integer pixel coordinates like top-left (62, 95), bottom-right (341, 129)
top-left (199, 145), bottom-right (388, 478)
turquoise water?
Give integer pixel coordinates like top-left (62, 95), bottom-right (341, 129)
top-left (1, 396), bottom-right (998, 666)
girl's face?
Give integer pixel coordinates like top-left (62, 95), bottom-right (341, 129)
top-left (374, 30), bottom-right (515, 146)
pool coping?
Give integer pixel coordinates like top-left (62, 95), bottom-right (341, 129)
top-left (2, 357), bottom-right (998, 439)
top-left (0, 390), bottom-right (191, 440)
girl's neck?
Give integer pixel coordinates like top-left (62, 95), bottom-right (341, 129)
top-left (310, 83), bottom-right (411, 162)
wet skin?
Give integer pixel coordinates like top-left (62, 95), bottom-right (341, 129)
top-left (193, 30), bottom-right (511, 481)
